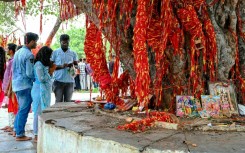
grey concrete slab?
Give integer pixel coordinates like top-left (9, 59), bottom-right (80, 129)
top-left (9, 150), bottom-right (37, 153)
top-left (0, 140), bottom-right (34, 152)
top-left (0, 133), bottom-right (16, 142)
top-left (146, 132), bottom-right (188, 152)
top-left (85, 127), bottom-right (153, 149)
top-left (185, 131), bottom-right (245, 153)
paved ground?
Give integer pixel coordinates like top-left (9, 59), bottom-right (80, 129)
top-left (0, 92), bottom-right (99, 153)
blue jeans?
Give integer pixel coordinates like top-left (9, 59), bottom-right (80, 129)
top-left (14, 88), bottom-right (32, 137)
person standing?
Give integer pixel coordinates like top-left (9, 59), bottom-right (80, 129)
top-left (85, 62), bottom-right (93, 90)
top-left (2, 43), bottom-right (18, 133)
top-left (0, 47), bottom-right (6, 107)
top-left (12, 32), bottom-right (39, 141)
top-left (31, 46), bottom-right (53, 143)
top-left (109, 55), bottom-right (115, 75)
top-left (78, 58), bottom-right (87, 90)
top-left (74, 67), bottom-right (81, 90)
top-left (51, 34), bottom-right (78, 102)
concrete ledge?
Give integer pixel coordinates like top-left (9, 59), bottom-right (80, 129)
top-left (38, 103), bottom-right (245, 153)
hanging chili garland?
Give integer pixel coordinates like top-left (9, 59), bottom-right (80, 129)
top-left (236, 3), bottom-right (245, 103)
top-left (0, 35), bottom-right (7, 48)
top-left (39, 0), bottom-right (44, 35)
top-left (177, 5), bottom-right (206, 99)
top-left (58, 0), bottom-right (78, 21)
top-left (84, 19), bottom-right (124, 105)
top-left (133, 0), bottom-right (151, 111)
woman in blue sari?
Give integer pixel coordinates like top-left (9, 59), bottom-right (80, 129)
top-left (31, 46), bottom-right (53, 142)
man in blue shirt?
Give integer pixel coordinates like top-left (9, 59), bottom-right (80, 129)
top-left (51, 34), bottom-right (78, 102)
top-left (12, 32), bottom-right (39, 141)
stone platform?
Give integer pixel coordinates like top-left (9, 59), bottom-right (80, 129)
top-left (38, 103), bottom-right (245, 153)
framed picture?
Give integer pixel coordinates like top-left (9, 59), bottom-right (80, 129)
top-left (201, 95), bottom-right (221, 118)
top-left (208, 81), bottom-right (238, 115)
top-left (176, 96), bottom-right (199, 117)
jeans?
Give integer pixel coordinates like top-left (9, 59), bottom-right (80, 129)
top-left (79, 74), bottom-right (87, 90)
top-left (86, 75), bottom-right (93, 90)
top-left (14, 88), bottom-right (32, 137)
top-left (52, 81), bottom-right (74, 102)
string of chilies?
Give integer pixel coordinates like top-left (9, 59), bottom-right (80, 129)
top-left (236, 3), bottom-right (245, 103)
top-left (117, 112), bottom-right (177, 133)
top-left (84, 19), bottom-right (125, 105)
top-left (133, 0), bottom-right (151, 111)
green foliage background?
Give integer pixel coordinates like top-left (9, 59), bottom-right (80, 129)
top-left (0, 2), bottom-right (16, 34)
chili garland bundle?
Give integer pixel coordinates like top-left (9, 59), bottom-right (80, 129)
top-left (0, 36), bottom-right (7, 48)
top-left (236, 3), bottom-right (245, 103)
top-left (58, 0), bottom-right (78, 21)
top-left (117, 112), bottom-right (177, 133)
top-left (177, 5), bottom-right (206, 99)
top-left (203, 19), bottom-right (218, 82)
top-left (84, 20), bottom-right (124, 105)
top-left (133, 0), bottom-right (150, 110)
top-left (84, 20), bottom-right (110, 89)
top-left (117, 71), bottom-right (130, 97)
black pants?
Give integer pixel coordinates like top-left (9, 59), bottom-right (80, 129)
top-left (52, 81), bottom-right (74, 102)
top-left (74, 75), bottom-right (81, 90)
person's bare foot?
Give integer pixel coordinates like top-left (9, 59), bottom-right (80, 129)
top-left (1, 126), bottom-right (10, 130)
top-left (16, 136), bottom-right (32, 141)
top-left (2, 104), bottom-right (8, 108)
top-left (34, 136), bottom-right (38, 143)
top-left (8, 131), bottom-right (16, 137)
top-left (4, 127), bottom-right (13, 132)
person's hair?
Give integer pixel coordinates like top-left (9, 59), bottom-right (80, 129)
top-left (0, 47), bottom-right (6, 80)
top-left (35, 46), bottom-right (53, 67)
top-left (60, 34), bottom-right (70, 41)
top-left (17, 45), bottom-right (23, 51)
top-left (7, 43), bottom-right (17, 54)
top-left (83, 58), bottom-right (86, 61)
top-left (24, 32), bottom-right (39, 44)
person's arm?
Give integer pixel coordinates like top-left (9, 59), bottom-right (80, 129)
top-left (4, 75), bottom-right (11, 96)
top-left (73, 52), bottom-right (79, 68)
top-left (49, 63), bottom-right (57, 75)
top-left (55, 63), bottom-right (68, 70)
top-left (7, 78), bottom-right (12, 98)
top-left (26, 54), bottom-right (34, 79)
top-left (50, 51), bottom-right (68, 70)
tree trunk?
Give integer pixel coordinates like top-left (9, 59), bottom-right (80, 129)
top-left (45, 16), bottom-right (63, 46)
top-left (72, 0), bottom-right (245, 105)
